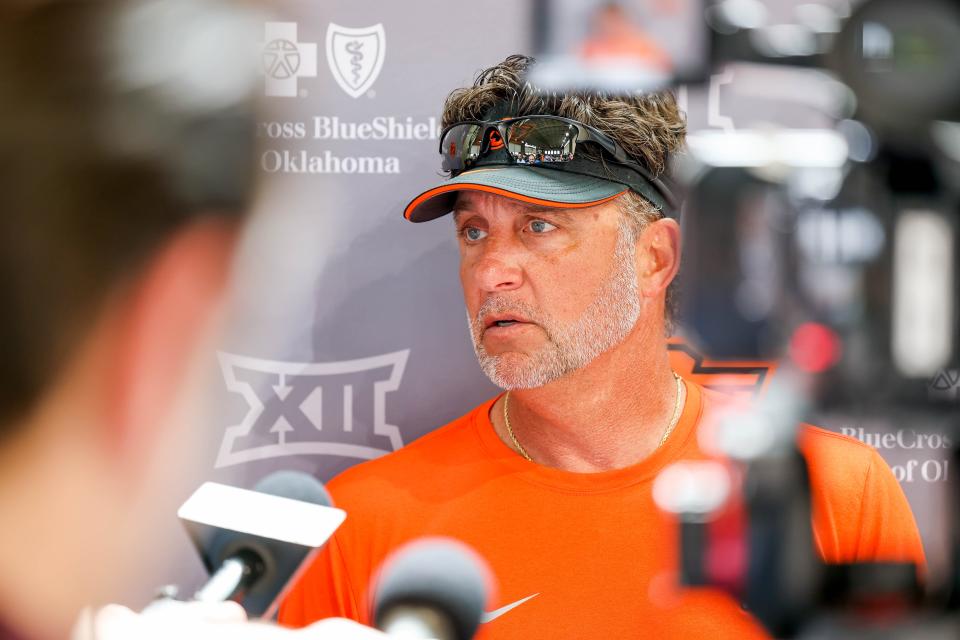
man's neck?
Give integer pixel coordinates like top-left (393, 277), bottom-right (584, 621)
top-left (490, 324), bottom-right (682, 473)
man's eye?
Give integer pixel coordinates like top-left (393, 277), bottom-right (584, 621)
top-left (528, 219), bottom-right (557, 234)
top-left (463, 227), bottom-right (487, 242)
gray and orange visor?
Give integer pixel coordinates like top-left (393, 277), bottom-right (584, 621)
top-left (402, 146), bottom-right (677, 223)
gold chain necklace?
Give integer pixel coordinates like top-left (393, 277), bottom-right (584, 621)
top-left (503, 372), bottom-right (685, 463)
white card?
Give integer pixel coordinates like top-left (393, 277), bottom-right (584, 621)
top-left (178, 482), bottom-right (346, 548)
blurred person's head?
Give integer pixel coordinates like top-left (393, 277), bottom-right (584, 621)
top-left (593, 2), bottom-right (632, 38)
top-left (404, 55), bottom-right (685, 390)
top-left (0, 1), bottom-right (257, 637)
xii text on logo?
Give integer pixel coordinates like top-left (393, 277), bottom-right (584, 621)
top-left (216, 350), bottom-right (409, 468)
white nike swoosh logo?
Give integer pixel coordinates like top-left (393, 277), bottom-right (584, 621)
top-left (479, 593), bottom-right (540, 623)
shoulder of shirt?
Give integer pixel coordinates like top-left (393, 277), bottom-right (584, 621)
top-left (797, 422), bottom-right (881, 476)
top-left (326, 398), bottom-right (493, 504)
top-left (798, 422), bottom-right (877, 455)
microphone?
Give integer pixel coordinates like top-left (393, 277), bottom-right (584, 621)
top-left (372, 537), bottom-right (494, 640)
top-left (177, 470), bottom-right (345, 618)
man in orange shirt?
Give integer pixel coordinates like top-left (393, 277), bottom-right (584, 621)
top-left (280, 55), bottom-right (925, 638)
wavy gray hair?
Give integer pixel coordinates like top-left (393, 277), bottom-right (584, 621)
top-left (441, 54), bottom-right (685, 175)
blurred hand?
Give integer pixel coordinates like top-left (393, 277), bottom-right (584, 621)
top-left (304, 617), bottom-right (392, 638)
top-left (72, 602), bottom-right (391, 639)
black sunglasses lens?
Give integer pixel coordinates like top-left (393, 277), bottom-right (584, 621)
top-left (441, 123), bottom-right (483, 172)
top-left (506, 119), bottom-right (579, 165)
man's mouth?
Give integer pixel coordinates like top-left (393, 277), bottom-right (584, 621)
top-left (483, 314), bottom-right (533, 332)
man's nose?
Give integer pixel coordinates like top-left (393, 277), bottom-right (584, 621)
top-left (472, 239), bottom-right (523, 292)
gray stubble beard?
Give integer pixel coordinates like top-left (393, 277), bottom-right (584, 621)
top-left (468, 223), bottom-right (641, 390)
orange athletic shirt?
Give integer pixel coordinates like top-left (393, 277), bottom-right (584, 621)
top-left (280, 378), bottom-right (926, 639)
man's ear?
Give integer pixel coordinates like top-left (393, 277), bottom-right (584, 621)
top-left (103, 217), bottom-right (239, 463)
top-left (637, 218), bottom-right (681, 299)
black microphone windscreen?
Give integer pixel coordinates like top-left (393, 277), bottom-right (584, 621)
top-left (373, 537), bottom-right (493, 640)
top-left (184, 471), bottom-right (340, 617)
top-left (253, 470), bottom-right (333, 508)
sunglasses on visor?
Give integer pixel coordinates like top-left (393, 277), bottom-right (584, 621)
top-left (438, 115), bottom-right (678, 214)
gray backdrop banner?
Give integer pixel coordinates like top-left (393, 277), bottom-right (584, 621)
top-left (140, 0), bottom-right (950, 607)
